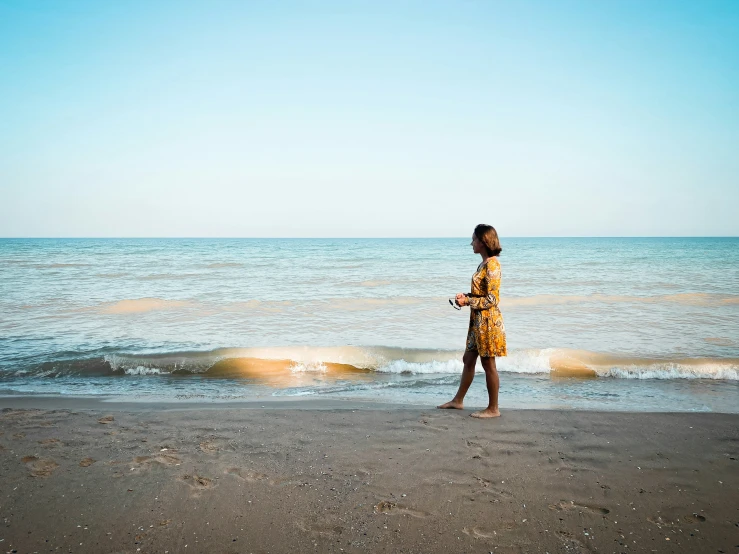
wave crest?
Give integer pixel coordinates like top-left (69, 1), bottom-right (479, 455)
top-left (2, 346), bottom-right (737, 381)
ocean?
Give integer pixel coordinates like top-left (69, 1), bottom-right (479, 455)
top-left (1, 237), bottom-right (737, 412)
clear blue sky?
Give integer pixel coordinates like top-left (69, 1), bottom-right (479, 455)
top-left (1, 0), bottom-right (737, 237)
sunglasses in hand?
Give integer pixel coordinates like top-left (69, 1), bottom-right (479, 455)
top-left (448, 298), bottom-right (461, 310)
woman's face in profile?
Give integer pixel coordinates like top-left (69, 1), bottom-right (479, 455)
top-left (471, 234), bottom-right (482, 254)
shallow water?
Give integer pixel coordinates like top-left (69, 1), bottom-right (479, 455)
top-left (1, 238), bottom-right (738, 411)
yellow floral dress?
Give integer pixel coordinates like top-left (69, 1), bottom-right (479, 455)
top-left (465, 257), bottom-right (507, 357)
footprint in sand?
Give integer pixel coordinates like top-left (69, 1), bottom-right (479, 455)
top-left (465, 438), bottom-right (488, 449)
top-left (463, 527), bottom-right (497, 539)
top-left (225, 467), bottom-right (272, 484)
top-left (180, 473), bottom-right (215, 493)
top-left (465, 439), bottom-right (492, 459)
top-left (647, 515), bottom-right (674, 528)
top-left (156, 453), bottom-right (181, 466)
top-left (471, 476), bottom-right (514, 499)
top-left (417, 417), bottom-right (448, 431)
top-left (463, 520), bottom-right (517, 539)
top-left (296, 521), bottom-right (343, 537)
top-left (351, 468), bottom-right (373, 480)
top-left (134, 453), bottom-right (182, 468)
top-left (549, 500), bottom-right (610, 515)
top-left (111, 453), bottom-right (182, 476)
top-left (79, 457), bottom-right (96, 467)
top-left (199, 441), bottom-right (220, 454)
top-left (38, 438), bottom-right (61, 447)
top-left (373, 500), bottom-right (428, 518)
top-left (648, 512), bottom-right (706, 528)
top-left (22, 455), bottom-right (59, 477)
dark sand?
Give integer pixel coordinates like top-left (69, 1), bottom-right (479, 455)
top-left (0, 397), bottom-right (737, 553)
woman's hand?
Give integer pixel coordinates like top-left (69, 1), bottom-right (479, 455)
top-left (455, 293), bottom-right (468, 307)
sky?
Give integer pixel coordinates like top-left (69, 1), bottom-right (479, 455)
top-left (0, 0), bottom-right (737, 237)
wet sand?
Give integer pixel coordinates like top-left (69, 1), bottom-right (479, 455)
top-left (0, 398), bottom-right (737, 553)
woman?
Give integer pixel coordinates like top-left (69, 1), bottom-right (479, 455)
top-left (438, 224), bottom-right (507, 418)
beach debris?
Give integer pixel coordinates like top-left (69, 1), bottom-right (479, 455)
top-left (79, 457), bottom-right (95, 467)
top-left (98, 416), bottom-right (115, 424)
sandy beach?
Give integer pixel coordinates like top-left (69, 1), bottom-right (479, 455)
top-left (0, 398), bottom-right (737, 554)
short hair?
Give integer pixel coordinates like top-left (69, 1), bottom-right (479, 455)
top-left (474, 224), bottom-right (502, 257)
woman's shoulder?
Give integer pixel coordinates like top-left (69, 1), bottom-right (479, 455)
top-left (485, 257), bottom-right (501, 270)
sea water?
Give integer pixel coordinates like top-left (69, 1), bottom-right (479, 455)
top-left (1, 238), bottom-right (737, 412)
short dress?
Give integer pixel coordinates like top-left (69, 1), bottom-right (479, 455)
top-left (465, 257), bottom-right (507, 357)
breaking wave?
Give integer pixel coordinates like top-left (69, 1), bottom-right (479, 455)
top-left (1, 346), bottom-right (737, 381)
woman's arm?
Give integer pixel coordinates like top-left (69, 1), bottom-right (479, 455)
top-left (467, 265), bottom-right (500, 310)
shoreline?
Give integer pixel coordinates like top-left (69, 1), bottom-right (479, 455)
top-left (1, 403), bottom-right (737, 553)
top-left (2, 391), bottom-right (739, 414)
top-left (1, 394), bottom-right (425, 412)
top-left (0, 391), bottom-right (734, 413)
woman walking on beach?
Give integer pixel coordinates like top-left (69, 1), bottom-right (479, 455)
top-left (439, 224), bottom-right (507, 418)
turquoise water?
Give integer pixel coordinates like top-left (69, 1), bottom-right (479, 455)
top-left (1, 238), bottom-right (737, 411)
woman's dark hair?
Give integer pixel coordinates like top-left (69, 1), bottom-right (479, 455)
top-left (474, 224), bottom-right (502, 257)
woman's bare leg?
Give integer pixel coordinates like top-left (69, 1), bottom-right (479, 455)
top-left (470, 356), bottom-right (500, 418)
top-left (437, 350), bottom-right (478, 409)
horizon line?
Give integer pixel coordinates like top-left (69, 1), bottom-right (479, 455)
top-left (1, 236), bottom-right (737, 240)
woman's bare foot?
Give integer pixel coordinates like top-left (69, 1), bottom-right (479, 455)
top-left (470, 408), bottom-right (500, 418)
top-left (437, 400), bottom-right (464, 410)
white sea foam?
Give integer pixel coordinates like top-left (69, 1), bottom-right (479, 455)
top-left (369, 348), bottom-right (738, 380)
top-left (289, 361), bottom-right (328, 373)
top-left (375, 359), bottom-right (464, 374)
top-left (374, 349), bottom-right (561, 375)
top-left (124, 366), bottom-right (169, 376)
top-left (600, 363), bottom-right (739, 380)
top-left (498, 350), bottom-right (555, 374)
